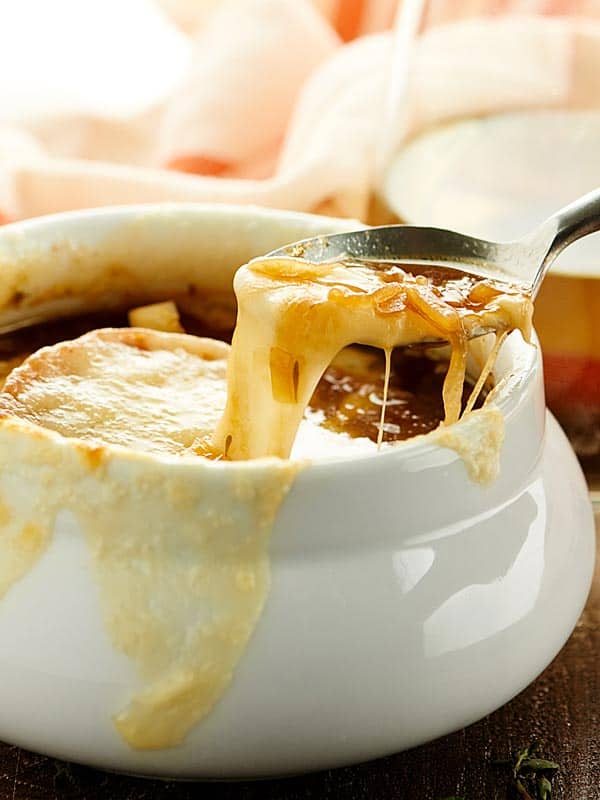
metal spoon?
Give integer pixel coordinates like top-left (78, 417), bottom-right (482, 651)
top-left (267, 187), bottom-right (600, 300)
top-left (1, 189), bottom-right (599, 342)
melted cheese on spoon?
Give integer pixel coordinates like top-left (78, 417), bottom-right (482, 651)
top-left (215, 258), bottom-right (533, 460)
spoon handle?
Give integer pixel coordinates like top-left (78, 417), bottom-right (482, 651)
top-left (532, 187), bottom-right (600, 295)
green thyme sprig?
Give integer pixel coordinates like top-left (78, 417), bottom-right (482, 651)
top-left (437, 741), bottom-right (559, 800)
top-left (494, 741), bottom-right (559, 799)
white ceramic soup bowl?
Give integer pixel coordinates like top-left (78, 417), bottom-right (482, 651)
top-left (0, 204), bottom-right (594, 779)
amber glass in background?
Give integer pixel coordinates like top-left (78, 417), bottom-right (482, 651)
top-left (378, 2), bottom-right (600, 497)
top-left (535, 274), bottom-right (600, 487)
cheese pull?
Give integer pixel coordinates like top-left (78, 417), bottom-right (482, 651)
top-left (214, 257), bottom-right (533, 460)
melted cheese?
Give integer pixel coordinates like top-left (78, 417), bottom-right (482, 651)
top-left (0, 329), bottom-right (298, 749)
top-left (0, 329), bottom-right (229, 458)
top-left (215, 257), bottom-right (533, 460)
top-left (430, 406), bottom-right (505, 485)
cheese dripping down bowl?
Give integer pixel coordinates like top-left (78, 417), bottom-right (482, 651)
top-left (0, 204), bottom-right (593, 779)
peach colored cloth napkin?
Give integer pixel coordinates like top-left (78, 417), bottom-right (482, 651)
top-left (0, 0), bottom-right (598, 224)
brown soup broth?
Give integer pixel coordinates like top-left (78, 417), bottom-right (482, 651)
top-left (308, 345), bottom-right (485, 444)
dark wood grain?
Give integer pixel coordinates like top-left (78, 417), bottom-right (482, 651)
top-left (0, 516), bottom-right (597, 800)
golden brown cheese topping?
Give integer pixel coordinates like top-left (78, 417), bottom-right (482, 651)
top-left (215, 257), bottom-right (533, 460)
top-left (0, 328), bottom-right (228, 458)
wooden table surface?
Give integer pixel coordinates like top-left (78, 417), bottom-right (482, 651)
top-left (0, 513), bottom-right (598, 800)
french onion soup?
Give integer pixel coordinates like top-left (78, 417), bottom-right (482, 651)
top-left (0, 262), bottom-right (532, 462)
top-left (0, 257), bottom-right (533, 750)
